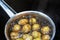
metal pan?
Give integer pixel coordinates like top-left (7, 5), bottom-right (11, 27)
top-left (0, 0), bottom-right (56, 40)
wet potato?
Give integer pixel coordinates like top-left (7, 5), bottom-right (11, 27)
top-left (9, 15), bottom-right (51, 40)
top-left (42, 35), bottom-right (50, 40)
top-left (33, 38), bottom-right (41, 40)
top-left (18, 19), bottom-right (28, 25)
top-left (13, 24), bottom-right (21, 32)
top-left (41, 26), bottom-right (51, 34)
top-left (22, 24), bottom-right (31, 33)
top-left (32, 24), bottom-right (40, 31)
top-left (16, 38), bottom-right (24, 40)
top-left (23, 34), bottom-right (33, 40)
top-left (10, 32), bottom-right (19, 40)
top-left (29, 18), bottom-right (37, 24)
top-left (32, 31), bottom-right (41, 38)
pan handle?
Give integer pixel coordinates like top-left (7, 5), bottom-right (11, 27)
top-left (0, 1), bottom-right (15, 18)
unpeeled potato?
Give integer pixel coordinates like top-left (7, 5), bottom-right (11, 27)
top-left (16, 38), bottom-right (24, 40)
top-left (23, 34), bottom-right (33, 40)
top-left (42, 35), bottom-right (50, 40)
top-left (13, 24), bottom-right (21, 32)
top-left (29, 18), bottom-right (37, 24)
top-left (32, 31), bottom-right (41, 38)
top-left (22, 24), bottom-right (31, 33)
top-left (41, 26), bottom-right (50, 34)
top-left (32, 24), bottom-right (40, 30)
top-left (18, 19), bottom-right (28, 25)
top-left (10, 32), bottom-right (19, 40)
top-left (33, 38), bottom-right (41, 40)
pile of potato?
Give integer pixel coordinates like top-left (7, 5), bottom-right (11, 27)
top-left (10, 16), bottom-right (51, 40)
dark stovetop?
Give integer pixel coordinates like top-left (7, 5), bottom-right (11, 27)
top-left (0, 0), bottom-right (60, 40)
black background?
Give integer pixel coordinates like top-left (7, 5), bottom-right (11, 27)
top-left (0, 0), bottom-right (60, 40)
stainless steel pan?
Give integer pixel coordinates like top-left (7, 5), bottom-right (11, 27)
top-left (0, 1), bottom-right (56, 40)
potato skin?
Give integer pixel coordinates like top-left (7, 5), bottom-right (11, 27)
top-left (32, 31), bottom-right (41, 38)
top-left (29, 18), bottom-right (37, 24)
top-left (41, 26), bottom-right (50, 34)
top-left (32, 24), bottom-right (40, 31)
top-left (13, 24), bottom-right (21, 32)
top-left (18, 19), bottom-right (28, 25)
top-left (33, 38), bottom-right (41, 40)
top-left (22, 24), bottom-right (31, 33)
top-left (42, 35), bottom-right (50, 40)
top-left (23, 34), bottom-right (33, 40)
top-left (10, 32), bottom-right (19, 40)
top-left (16, 38), bottom-right (24, 40)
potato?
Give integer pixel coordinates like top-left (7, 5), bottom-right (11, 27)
top-left (33, 38), bottom-right (41, 40)
top-left (32, 24), bottom-right (40, 30)
top-left (16, 38), bottom-right (24, 40)
top-left (18, 19), bottom-right (28, 25)
top-left (32, 31), bottom-right (41, 38)
top-left (10, 32), bottom-right (19, 40)
top-left (23, 34), bottom-right (33, 40)
top-left (13, 24), bottom-right (21, 32)
top-left (42, 35), bottom-right (50, 40)
top-left (29, 18), bottom-right (36, 24)
top-left (22, 24), bottom-right (31, 33)
top-left (41, 26), bottom-right (50, 34)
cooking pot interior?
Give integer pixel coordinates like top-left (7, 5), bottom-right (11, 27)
top-left (5, 12), bottom-right (54, 40)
